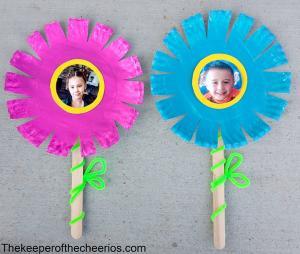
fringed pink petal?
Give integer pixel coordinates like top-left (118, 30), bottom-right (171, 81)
top-left (88, 23), bottom-right (113, 49)
top-left (68, 18), bottom-right (89, 43)
top-left (4, 72), bottom-right (36, 95)
top-left (80, 136), bottom-right (96, 157)
top-left (104, 37), bottom-right (130, 60)
top-left (5, 19), bottom-right (144, 156)
top-left (117, 80), bottom-right (144, 104)
top-left (17, 119), bottom-right (51, 147)
top-left (119, 56), bottom-right (143, 79)
top-left (27, 31), bottom-right (48, 59)
top-left (47, 135), bottom-right (75, 157)
top-left (44, 21), bottom-right (66, 47)
top-left (10, 50), bottom-right (40, 76)
top-left (7, 98), bottom-right (36, 119)
top-left (111, 103), bottom-right (139, 129)
top-left (94, 122), bottom-right (120, 148)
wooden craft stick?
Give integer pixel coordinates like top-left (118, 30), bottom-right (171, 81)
top-left (212, 137), bottom-right (225, 249)
top-left (71, 147), bottom-right (83, 239)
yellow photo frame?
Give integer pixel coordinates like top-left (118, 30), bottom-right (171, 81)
top-left (50, 59), bottom-right (105, 114)
top-left (192, 54), bottom-right (248, 109)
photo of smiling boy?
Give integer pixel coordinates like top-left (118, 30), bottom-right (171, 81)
top-left (200, 61), bottom-right (240, 104)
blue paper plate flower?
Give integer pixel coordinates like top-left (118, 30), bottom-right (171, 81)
top-left (151, 10), bottom-right (291, 149)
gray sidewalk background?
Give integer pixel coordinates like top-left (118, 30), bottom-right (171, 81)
top-left (0, 0), bottom-right (300, 253)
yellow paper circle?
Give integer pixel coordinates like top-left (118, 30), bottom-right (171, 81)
top-left (192, 54), bottom-right (248, 109)
top-left (50, 59), bottom-right (105, 114)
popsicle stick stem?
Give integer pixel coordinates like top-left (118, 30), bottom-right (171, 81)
top-left (211, 137), bottom-right (225, 249)
top-left (70, 146), bottom-right (84, 239)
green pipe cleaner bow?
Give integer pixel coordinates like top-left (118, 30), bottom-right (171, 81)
top-left (210, 150), bottom-right (250, 222)
top-left (69, 157), bottom-right (107, 205)
top-left (210, 152), bottom-right (250, 192)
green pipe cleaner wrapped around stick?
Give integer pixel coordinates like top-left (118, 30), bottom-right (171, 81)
top-left (69, 143), bottom-right (107, 239)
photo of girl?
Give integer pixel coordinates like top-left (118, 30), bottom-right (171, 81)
top-left (199, 60), bottom-right (241, 104)
top-left (56, 65), bottom-right (99, 108)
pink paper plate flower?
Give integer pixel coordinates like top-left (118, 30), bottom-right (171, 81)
top-left (5, 18), bottom-right (144, 157)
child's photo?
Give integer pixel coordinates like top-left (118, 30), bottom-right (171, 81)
top-left (56, 64), bottom-right (99, 108)
top-left (199, 60), bottom-right (242, 104)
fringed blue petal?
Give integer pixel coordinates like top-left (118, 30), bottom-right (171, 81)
top-left (257, 94), bottom-right (288, 120)
top-left (256, 43), bottom-right (288, 69)
top-left (152, 51), bottom-right (180, 72)
top-left (150, 74), bottom-right (178, 95)
top-left (245, 26), bottom-right (275, 58)
top-left (156, 96), bottom-right (186, 120)
top-left (151, 11), bottom-right (290, 149)
top-left (263, 72), bottom-right (291, 93)
top-left (195, 120), bottom-right (218, 148)
top-left (229, 13), bottom-right (254, 42)
top-left (242, 113), bottom-right (271, 141)
top-left (171, 114), bottom-right (200, 142)
top-left (207, 10), bottom-right (232, 41)
top-left (182, 13), bottom-right (206, 49)
top-left (221, 122), bottom-right (247, 149)
top-left (163, 28), bottom-right (190, 61)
